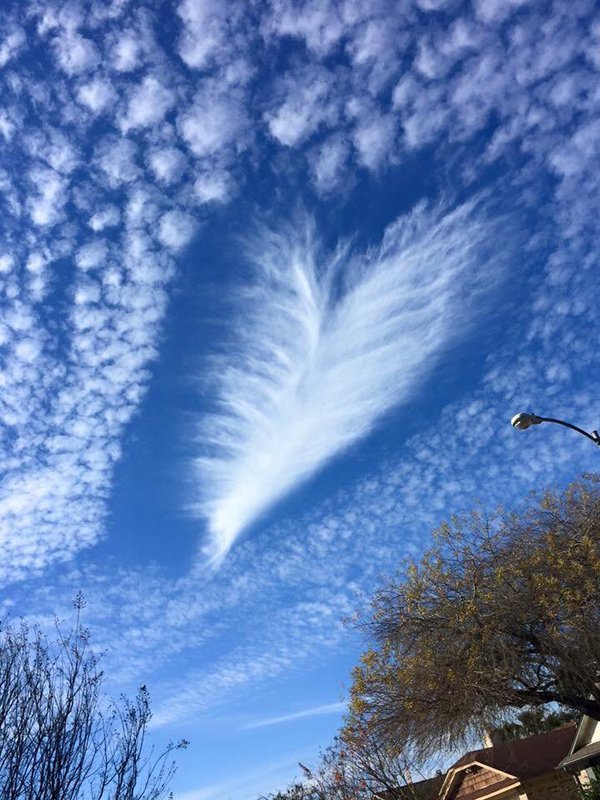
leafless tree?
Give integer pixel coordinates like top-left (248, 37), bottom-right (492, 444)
top-left (0, 595), bottom-right (188, 800)
top-left (315, 720), bottom-right (426, 799)
top-left (259, 716), bottom-right (433, 800)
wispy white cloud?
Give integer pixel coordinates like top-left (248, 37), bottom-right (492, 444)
top-left (242, 701), bottom-right (346, 730)
top-left (265, 65), bottom-right (340, 147)
top-left (178, 84), bottom-right (248, 159)
top-left (0, 6), bottom-right (599, 784)
top-left (148, 146), bottom-right (187, 185)
top-left (351, 110), bottom-right (397, 171)
top-left (51, 13), bottom-right (100, 76)
top-left (110, 32), bottom-right (142, 72)
top-left (0, 0), bottom-right (594, 594)
top-left (194, 171), bottom-right (232, 205)
top-left (176, 0), bottom-right (232, 70)
top-left (158, 209), bottom-right (196, 250)
top-left (176, 753), bottom-right (309, 800)
top-left (0, 25), bottom-right (25, 67)
top-left (119, 75), bottom-right (176, 132)
top-left (261, 0), bottom-right (345, 57)
top-left (150, 591), bottom-right (353, 728)
top-left (308, 133), bottom-right (350, 194)
top-left (77, 78), bottom-right (116, 114)
top-left (194, 200), bottom-right (513, 564)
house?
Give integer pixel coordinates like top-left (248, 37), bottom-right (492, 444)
top-left (373, 774), bottom-right (444, 800)
top-left (439, 724), bottom-right (579, 800)
top-left (558, 713), bottom-right (600, 785)
top-left (387, 724), bottom-right (579, 800)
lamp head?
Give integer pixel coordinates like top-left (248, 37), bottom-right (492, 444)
top-left (511, 412), bottom-right (543, 430)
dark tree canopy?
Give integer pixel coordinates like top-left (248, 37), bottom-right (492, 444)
top-left (489, 707), bottom-right (575, 742)
top-left (350, 476), bottom-right (600, 759)
top-left (0, 597), bottom-right (187, 800)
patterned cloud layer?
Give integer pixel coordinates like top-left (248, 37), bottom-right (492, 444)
top-left (0, 0), bottom-right (599, 580)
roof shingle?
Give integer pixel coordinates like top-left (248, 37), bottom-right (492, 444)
top-left (449, 723), bottom-right (577, 781)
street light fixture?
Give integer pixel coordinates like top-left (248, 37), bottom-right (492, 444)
top-left (510, 412), bottom-right (600, 446)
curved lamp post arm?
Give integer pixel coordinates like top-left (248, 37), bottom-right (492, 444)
top-left (511, 412), bottom-right (600, 447)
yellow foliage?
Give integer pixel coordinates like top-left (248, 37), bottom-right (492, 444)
top-left (347, 476), bottom-right (600, 760)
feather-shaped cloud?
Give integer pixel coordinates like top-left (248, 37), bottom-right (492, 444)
top-left (195, 199), bottom-right (509, 564)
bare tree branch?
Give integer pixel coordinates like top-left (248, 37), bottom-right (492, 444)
top-left (0, 604), bottom-right (188, 800)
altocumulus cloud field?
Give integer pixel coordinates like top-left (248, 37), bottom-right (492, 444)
top-left (0, 1), bottom-right (599, 799)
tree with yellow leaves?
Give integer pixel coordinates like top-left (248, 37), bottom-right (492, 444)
top-left (349, 475), bottom-right (600, 760)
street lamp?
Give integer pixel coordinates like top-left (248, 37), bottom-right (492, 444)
top-left (510, 412), bottom-right (600, 446)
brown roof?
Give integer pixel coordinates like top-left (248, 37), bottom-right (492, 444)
top-left (375, 774), bottom-right (444, 800)
top-left (449, 723), bottom-right (577, 782)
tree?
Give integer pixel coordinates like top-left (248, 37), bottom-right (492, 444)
top-left (489, 706), bottom-right (575, 742)
top-left (259, 715), bottom-right (432, 800)
top-left (0, 596), bottom-right (188, 800)
top-left (577, 771), bottom-right (600, 800)
top-left (258, 783), bottom-right (318, 800)
top-left (298, 734), bottom-right (408, 800)
top-left (350, 476), bottom-right (600, 760)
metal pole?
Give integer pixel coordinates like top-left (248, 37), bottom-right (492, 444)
top-left (536, 416), bottom-right (600, 446)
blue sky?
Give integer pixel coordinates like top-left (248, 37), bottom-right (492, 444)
top-left (1, 0), bottom-right (599, 797)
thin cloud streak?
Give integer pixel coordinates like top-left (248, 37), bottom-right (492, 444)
top-left (176, 752), bottom-right (310, 800)
top-left (195, 200), bottom-right (512, 564)
top-left (242, 701), bottom-right (346, 730)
